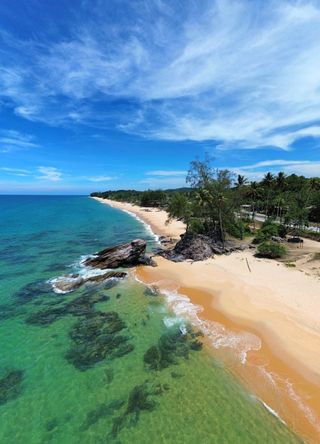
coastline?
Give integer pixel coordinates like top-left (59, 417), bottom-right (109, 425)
top-left (94, 196), bottom-right (320, 443)
top-left (92, 197), bottom-right (185, 240)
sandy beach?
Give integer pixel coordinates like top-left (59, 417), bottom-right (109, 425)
top-left (95, 197), bottom-right (320, 443)
top-left (93, 197), bottom-right (185, 240)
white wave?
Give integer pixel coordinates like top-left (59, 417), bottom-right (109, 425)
top-left (121, 208), bottom-right (160, 243)
top-left (48, 275), bottom-right (81, 294)
top-left (258, 366), bottom-right (320, 432)
top-left (155, 287), bottom-right (261, 364)
top-left (285, 380), bottom-right (320, 432)
top-left (163, 316), bottom-right (186, 330)
top-left (260, 401), bottom-right (287, 425)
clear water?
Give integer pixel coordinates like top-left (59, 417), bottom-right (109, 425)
top-left (0, 196), bottom-right (301, 443)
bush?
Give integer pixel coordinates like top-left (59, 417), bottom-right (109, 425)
top-left (278, 224), bottom-right (288, 238)
top-left (187, 218), bottom-right (206, 234)
top-left (257, 241), bottom-right (286, 259)
top-left (252, 221), bottom-right (279, 244)
top-left (227, 220), bottom-right (251, 239)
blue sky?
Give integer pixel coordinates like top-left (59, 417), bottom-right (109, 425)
top-left (0, 0), bottom-right (320, 194)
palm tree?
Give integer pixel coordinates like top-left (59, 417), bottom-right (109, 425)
top-left (262, 172), bottom-right (274, 216)
top-left (249, 181), bottom-right (261, 230)
top-left (236, 174), bottom-right (248, 188)
top-left (276, 171), bottom-right (286, 190)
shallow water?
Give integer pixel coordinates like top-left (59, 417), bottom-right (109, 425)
top-left (0, 196), bottom-right (302, 443)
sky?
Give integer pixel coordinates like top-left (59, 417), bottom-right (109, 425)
top-left (0, 0), bottom-right (320, 194)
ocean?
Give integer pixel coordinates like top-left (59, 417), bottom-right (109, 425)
top-left (0, 195), bottom-right (301, 443)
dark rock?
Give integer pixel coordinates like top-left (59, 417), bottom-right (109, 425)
top-left (159, 236), bottom-right (173, 245)
top-left (51, 275), bottom-right (84, 293)
top-left (85, 271), bottom-right (127, 284)
top-left (0, 369), bottom-right (24, 405)
top-left (159, 233), bottom-right (247, 262)
top-left (51, 271), bottom-right (127, 293)
top-left (84, 239), bottom-right (147, 269)
top-left (137, 255), bottom-right (157, 267)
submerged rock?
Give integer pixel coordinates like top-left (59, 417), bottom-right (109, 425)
top-left (0, 369), bottom-right (24, 405)
top-left (66, 311), bottom-right (133, 370)
top-left (26, 292), bottom-right (109, 326)
top-left (80, 399), bottom-right (125, 431)
top-left (110, 381), bottom-right (160, 439)
top-left (84, 239), bottom-right (148, 269)
top-left (15, 280), bottom-right (53, 304)
top-left (143, 328), bottom-right (203, 371)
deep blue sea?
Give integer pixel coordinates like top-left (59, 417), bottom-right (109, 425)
top-left (0, 196), bottom-right (301, 443)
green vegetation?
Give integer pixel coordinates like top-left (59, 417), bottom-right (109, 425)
top-left (252, 220), bottom-right (285, 244)
top-left (257, 242), bottom-right (286, 259)
top-left (91, 156), bottom-right (320, 247)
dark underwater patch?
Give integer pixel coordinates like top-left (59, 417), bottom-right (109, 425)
top-left (25, 292), bottom-right (110, 326)
top-left (109, 381), bottom-right (165, 440)
top-left (15, 280), bottom-right (53, 304)
top-left (143, 328), bottom-right (203, 371)
top-left (66, 311), bottom-right (134, 371)
top-left (0, 369), bottom-right (24, 406)
top-left (80, 399), bottom-right (125, 431)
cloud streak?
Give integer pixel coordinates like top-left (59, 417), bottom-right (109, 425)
top-left (1, 1), bottom-right (320, 152)
top-left (37, 167), bottom-right (62, 182)
top-left (0, 130), bottom-right (39, 152)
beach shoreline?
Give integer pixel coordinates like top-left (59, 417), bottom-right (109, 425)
top-left (94, 196), bottom-right (320, 443)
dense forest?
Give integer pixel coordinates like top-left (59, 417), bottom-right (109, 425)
top-left (91, 157), bottom-right (320, 257)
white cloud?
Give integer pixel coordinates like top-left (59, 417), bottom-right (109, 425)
top-left (146, 170), bottom-right (187, 176)
top-left (0, 167), bottom-right (31, 176)
top-left (2, 1), bottom-right (320, 150)
top-left (226, 159), bottom-right (320, 180)
top-left (0, 130), bottom-right (39, 152)
top-left (86, 176), bottom-right (116, 182)
top-left (37, 167), bottom-right (62, 182)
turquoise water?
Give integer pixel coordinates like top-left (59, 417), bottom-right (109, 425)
top-left (0, 196), bottom-right (301, 443)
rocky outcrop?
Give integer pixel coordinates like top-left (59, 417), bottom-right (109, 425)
top-left (84, 239), bottom-right (149, 269)
top-left (159, 233), bottom-right (247, 262)
top-left (51, 271), bottom-right (127, 293)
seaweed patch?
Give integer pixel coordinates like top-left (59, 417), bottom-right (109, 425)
top-left (66, 311), bottom-right (134, 370)
top-left (143, 328), bottom-right (203, 371)
top-left (0, 369), bottom-right (24, 406)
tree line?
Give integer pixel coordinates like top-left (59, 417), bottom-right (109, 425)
top-left (91, 157), bottom-right (320, 248)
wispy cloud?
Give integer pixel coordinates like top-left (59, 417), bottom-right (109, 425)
top-left (86, 176), bottom-right (116, 182)
top-left (146, 170), bottom-right (187, 176)
top-left (37, 167), bottom-right (62, 182)
top-left (140, 176), bottom-right (187, 188)
top-left (1, 1), bottom-right (320, 151)
top-left (226, 159), bottom-right (320, 180)
top-left (0, 167), bottom-right (31, 176)
top-left (0, 130), bottom-right (39, 152)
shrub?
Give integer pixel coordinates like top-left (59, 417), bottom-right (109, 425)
top-left (227, 220), bottom-right (251, 239)
top-left (187, 218), bottom-right (206, 234)
top-left (252, 222), bottom-right (279, 244)
top-left (278, 224), bottom-right (288, 238)
top-left (257, 241), bottom-right (286, 259)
